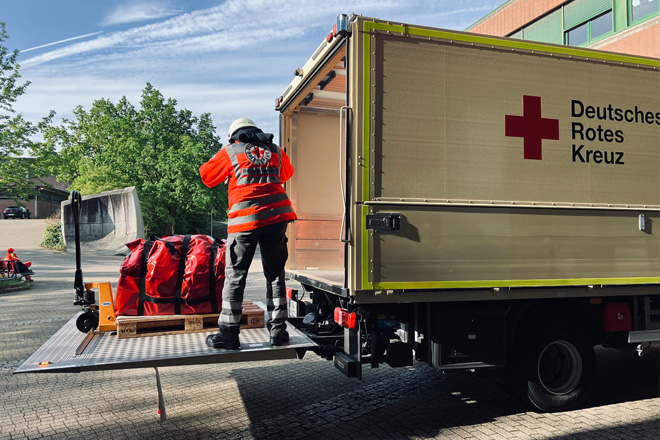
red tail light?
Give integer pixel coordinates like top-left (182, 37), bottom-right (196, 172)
top-left (334, 307), bottom-right (357, 329)
top-left (286, 287), bottom-right (297, 300)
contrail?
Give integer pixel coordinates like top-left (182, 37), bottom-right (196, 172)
top-left (21, 31), bottom-right (103, 53)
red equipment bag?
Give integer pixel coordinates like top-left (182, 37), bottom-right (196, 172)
top-left (115, 234), bottom-right (225, 316)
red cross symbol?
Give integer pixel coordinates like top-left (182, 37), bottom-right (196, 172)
top-left (251, 146), bottom-right (263, 158)
top-left (505, 95), bottom-right (559, 160)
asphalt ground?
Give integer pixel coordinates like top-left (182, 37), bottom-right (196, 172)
top-left (1, 219), bottom-right (660, 439)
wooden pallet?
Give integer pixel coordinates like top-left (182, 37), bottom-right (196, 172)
top-left (115, 300), bottom-right (265, 339)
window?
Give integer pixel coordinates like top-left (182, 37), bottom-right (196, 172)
top-left (565, 10), bottom-right (613, 46)
top-left (590, 10), bottom-right (613, 39)
top-left (630, 0), bottom-right (659, 22)
top-left (566, 22), bottom-right (588, 45)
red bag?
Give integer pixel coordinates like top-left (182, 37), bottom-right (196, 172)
top-left (116, 234), bottom-right (225, 316)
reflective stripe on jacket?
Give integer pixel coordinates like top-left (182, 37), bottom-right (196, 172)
top-left (200, 140), bottom-right (297, 233)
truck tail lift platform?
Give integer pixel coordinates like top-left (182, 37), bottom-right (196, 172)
top-left (14, 191), bottom-right (316, 422)
top-left (14, 311), bottom-right (315, 421)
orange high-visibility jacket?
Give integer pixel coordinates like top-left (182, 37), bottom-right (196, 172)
top-left (200, 140), bottom-right (297, 233)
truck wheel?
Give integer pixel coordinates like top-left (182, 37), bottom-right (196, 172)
top-left (508, 324), bottom-right (595, 412)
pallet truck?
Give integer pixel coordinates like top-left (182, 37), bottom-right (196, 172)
top-left (71, 190), bottom-right (117, 334)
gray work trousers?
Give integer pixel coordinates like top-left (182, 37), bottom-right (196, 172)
top-left (219, 221), bottom-right (289, 335)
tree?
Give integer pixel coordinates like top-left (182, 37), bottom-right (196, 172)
top-left (39, 83), bottom-right (227, 235)
top-left (0, 22), bottom-right (51, 201)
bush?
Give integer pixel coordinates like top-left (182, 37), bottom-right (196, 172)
top-left (41, 222), bottom-right (66, 251)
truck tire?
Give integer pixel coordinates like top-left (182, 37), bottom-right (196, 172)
top-left (507, 323), bottom-right (595, 412)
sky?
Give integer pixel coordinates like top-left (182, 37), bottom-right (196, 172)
top-left (1, 0), bottom-right (504, 139)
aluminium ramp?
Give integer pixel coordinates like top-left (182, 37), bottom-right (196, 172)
top-left (15, 312), bottom-right (316, 374)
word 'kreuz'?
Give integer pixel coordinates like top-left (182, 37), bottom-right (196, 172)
top-left (572, 145), bottom-right (624, 165)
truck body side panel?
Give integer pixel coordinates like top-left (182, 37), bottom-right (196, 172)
top-left (357, 19), bottom-right (660, 293)
top-left (370, 33), bottom-right (660, 206)
top-left (369, 205), bottom-right (660, 288)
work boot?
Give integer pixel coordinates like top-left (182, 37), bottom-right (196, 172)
top-left (270, 329), bottom-right (290, 346)
top-left (206, 325), bottom-right (240, 350)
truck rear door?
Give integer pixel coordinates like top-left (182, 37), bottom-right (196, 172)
top-left (277, 17), bottom-right (351, 296)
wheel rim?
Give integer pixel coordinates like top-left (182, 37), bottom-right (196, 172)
top-left (536, 340), bottom-right (582, 395)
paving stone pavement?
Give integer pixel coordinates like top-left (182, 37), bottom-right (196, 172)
top-left (1, 247), bottom-right (659, 439)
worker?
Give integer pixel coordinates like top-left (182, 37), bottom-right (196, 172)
top-left (5, 248), bottom-right (32, 275)
top-left (199, 118), bottom-right (297, 349)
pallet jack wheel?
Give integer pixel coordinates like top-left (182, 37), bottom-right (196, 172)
top-left (76, 310), bottom-right (99, 333)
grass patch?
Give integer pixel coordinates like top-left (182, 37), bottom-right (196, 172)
top-left (0, 278), bottom-right (31, 293)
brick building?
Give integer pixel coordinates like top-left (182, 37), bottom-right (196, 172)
top-left (468, 0), bottom-right (659, 58)
top-left (1, 176), bottom-right (69, 220)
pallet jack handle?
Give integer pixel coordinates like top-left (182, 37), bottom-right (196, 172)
top-left (71, 191), bottom-right (94, 307)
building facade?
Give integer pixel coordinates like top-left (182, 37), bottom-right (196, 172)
top-left (1, 176), bottom-right (69, 220)
top-left (468, 0), bottom-right (659, 58)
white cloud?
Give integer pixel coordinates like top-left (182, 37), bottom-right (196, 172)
top-left (15, 0), bottom-right (503, 137)
top-left (102, 1), bottom-right (181, 26)
top-left (22, 0), bottom-right (392, 68)
top-left (22, 1), bottom-right (503, 68)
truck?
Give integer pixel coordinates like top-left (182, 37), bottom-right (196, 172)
top-left (275, 14), bottom-right (660, 412)
top-left (16, 14), bottom-right (660, 416)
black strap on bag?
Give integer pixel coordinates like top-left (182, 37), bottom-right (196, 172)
top-left (173, 235), bottom-right (192, 315)
top-left (209, 241), bottom-right (219, 313)
top-left (139, 295), bottom-right (211, 306)
top-left (137, 240), bottom-right (154, 316)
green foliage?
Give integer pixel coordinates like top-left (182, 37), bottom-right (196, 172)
top-left (0, 22), bottom-right (53, 201)
top-left (38, 83), bottom-right (227, 235)
top-left (41, 222), bottom-right (66, 251)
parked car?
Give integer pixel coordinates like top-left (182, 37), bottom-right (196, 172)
top-left (3, 206), bottom-right (31, 219)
